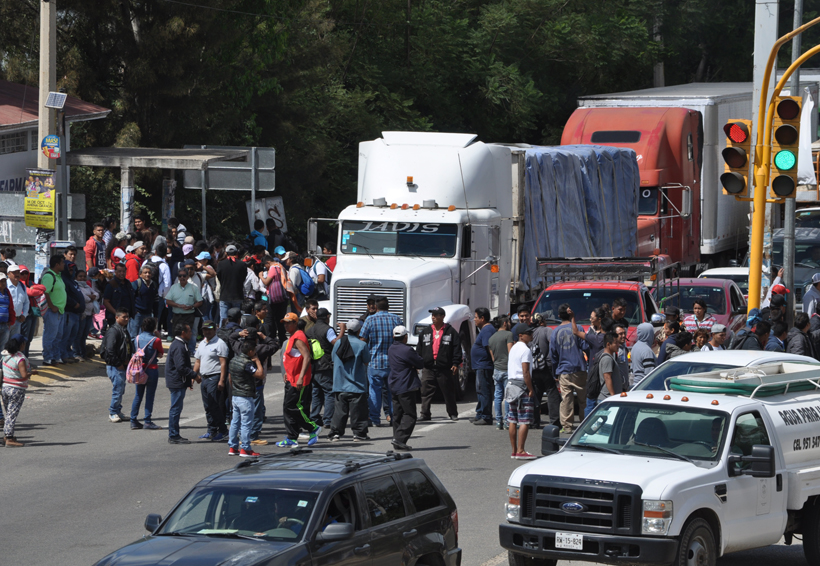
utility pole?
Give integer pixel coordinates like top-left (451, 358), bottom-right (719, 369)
top-left (37, 1), bottom-right (57, 170)
top-left (785, 0), bottom-right (803, 326)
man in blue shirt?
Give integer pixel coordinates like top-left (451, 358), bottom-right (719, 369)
top-left (360, 296), bottom-right (403, 426)
top-left (548, 304), bottom-right (589, 433)
top-left (329, 319), bottom-right (370, 441)
top-left (471, 307), bottom-right (496, 425)
top-left (249, 219), bottom-right (268, 250)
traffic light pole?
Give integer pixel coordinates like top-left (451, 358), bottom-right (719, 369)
top-left (748, 15), bottom-right (820, 309)
top-left (785, 0), bottom-right (803, 327)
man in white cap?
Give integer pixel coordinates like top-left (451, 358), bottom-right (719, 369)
top-left (804, 273), bottom-right (820, 317)
top-left (6, 265), bottom-right (28, 338)
top-left (388, 325), bottom-right (424, 450)
top-left (216, 242), bottom-right (247, 322)
top-left (124, 241), bottom-right (146, 282)
top-left (702, 324), bottom-right (727, 351)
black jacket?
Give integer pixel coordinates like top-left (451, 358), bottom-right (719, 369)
top-left (388, 340), bottom-right (424, 394)
top-left (62, 263), bottom-right (85, 314)
top-left (787, 326), bottom-right (816, 358)
top-left (103, 323), bottom-right (131, 367)
top-left (306, 319), bottom-right (334, 372)
top-left (166, 338), bottom-right (197, 389)
top-left (416, 324), bottom-right (463, 370)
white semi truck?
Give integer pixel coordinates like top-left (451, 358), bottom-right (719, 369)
top-left (500, 362), bottom-right (820, 566)
top-left (308, 131), bottom-right (640, 392)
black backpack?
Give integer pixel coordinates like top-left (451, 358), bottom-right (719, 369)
top-left (586, 350), bottom-right (607, 400)
top-left (729, 329), bottom-right (750, 350)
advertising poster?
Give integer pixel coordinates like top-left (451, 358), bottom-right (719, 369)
top-left (24, 169), bottom-right (56, 230)
top-left (41, 135), bottom-right (60, 159)
top-left (245, 196), bottom-right (288, 233)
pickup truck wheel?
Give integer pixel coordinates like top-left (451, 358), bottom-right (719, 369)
top-left (507, 550), bottom-right (556, 566)
top-left (803, 501), bottom-right (820, 564)
top-left (675, 518), bottom-right (716, 566)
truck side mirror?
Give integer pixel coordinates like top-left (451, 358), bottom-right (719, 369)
top-left (650, 313), bottom-right (665, 327)
top-left (681, 186), bottom-right (692, 218)
top-left (728, 445), bottom-right (776, 478)
top-left (144, 513), bottom-right (162, 533)
top-left (307, 219), bottom-right (318, 255)
top-left (541, 425), bottom-right (565, 455)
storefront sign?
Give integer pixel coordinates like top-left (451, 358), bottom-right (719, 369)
top-left (24, 169), bottom-right (55, 229)
top-left (41, 135), bottom-right (60, 159)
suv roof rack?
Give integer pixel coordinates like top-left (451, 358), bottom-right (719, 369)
top-left (232, 448), bottom-right (413, 473)
top-left (537, 256), bottom-right (680, 289)
top-left (668, 362), bottom-right (820, 398)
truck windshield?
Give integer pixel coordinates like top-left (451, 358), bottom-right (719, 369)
top-left (638, 187), bottom-right (658, 215)
top-left (571, 402), bottom-right (728, 463)
top-left (340, 221), bottom-right (458, 258)
top-left (533, 290), bottom-right (641, 324)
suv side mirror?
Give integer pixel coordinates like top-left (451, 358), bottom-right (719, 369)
top-left (733, 306), bottom-right (748, 317)
top-left (315, 522), bottom-right (355, 543)
top-left (728, 445), bottom-right (776, 478)
top-left (541, 425), bottom-right (566, 455)
top-left (650, 313), bottom-right (665, 327)
top-left (144, 513), bottom-right (162, 533)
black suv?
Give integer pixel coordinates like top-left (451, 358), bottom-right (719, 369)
top-left (94, 449), bottom-right (462, 566)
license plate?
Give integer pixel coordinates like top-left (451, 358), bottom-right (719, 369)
top-left (555, 532), bottom-right (583, 550)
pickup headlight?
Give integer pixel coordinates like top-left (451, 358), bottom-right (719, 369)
top-left (505, 485), bottom-right (520, 522)
top-left (642, 500), bottom-right (673, 535)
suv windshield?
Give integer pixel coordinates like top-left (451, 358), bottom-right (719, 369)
top-left (700, 273), bottom-right (749, 295)
top-left (159, 487), bottom-right (318, 542)
top-left (533, 290), bottom-right (640, 324)
top-left (656, 285), bottom-right (726, 314)
top-left (632, 361), bottom-right (736, 391)
top-left (341, 221), bottom-right (458, 257)
top-left (571, 402), bottom-right (728, 462)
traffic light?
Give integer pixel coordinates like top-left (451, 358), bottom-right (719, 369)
top-left (770, 96), bottom-right (802, 199)
top-left (721, 119), bottom-right (752, 196)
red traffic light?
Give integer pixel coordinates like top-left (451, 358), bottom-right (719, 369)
top-left (723, 122), bottom-right (749, 143)
top-left (776, 98), bottom-right (801, 120)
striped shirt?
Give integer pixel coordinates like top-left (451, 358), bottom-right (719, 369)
top-left (683, 314), bottom-right (716, 333)
top-left (360, 310), bottom-right (404, 369)
top-left (2, 352), bottom-right (30, 389)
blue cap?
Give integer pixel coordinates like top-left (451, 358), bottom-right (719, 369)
top-left (274, 246), bottom-right (286, 256)
top-left (11, 333), bottom-right (27, 343)
top-left (195, 251), bottom-right (211, 260)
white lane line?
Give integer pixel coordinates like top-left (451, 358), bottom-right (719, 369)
top-left (415, 409), bottom-right (476, 432)
top-left (478, 552), bottom-right (507, 566)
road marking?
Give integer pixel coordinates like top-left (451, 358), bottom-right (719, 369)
top-left (178, 386), bottom-right (285, 426)
top-left (479, 552), bottom-right (507, 566)
top-left (415, 409), bottom-right (476, 432)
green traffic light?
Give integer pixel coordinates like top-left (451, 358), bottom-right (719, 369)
top-left (774, 150), bottom-right (796, 171)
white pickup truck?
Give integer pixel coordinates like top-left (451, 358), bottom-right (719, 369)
top-left (499, 362), bottom-right (820, 566)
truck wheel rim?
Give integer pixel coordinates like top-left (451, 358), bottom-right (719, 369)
top-left (686, 535), bottom-right (709, 566)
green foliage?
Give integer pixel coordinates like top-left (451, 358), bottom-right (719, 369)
top-left (0, 0), bottom-right (768, 246)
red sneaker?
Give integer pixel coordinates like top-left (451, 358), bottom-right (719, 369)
top-left (516, 452), bottom-right (537, 460)
top-left (240, 448), bottom-right (261, 458)
top-left (228, 447), bottom-right (240, 456)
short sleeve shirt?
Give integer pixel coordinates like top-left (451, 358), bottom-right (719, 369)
top-left (41, 269), bottom-right (67, 312)
top-left (194, 336), bottom-right (229, 376)
top-left (471, 324), bottom-right (496, 370)
top-left (488, 329), bottom-right (513, 371)
top-left (598, 353), bottom-right (624, 400)
top-left (507, 341), bottom-right (533, 383)
top-left (165, 281), bottom-right (202, 314)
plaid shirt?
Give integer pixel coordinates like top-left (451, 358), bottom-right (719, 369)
top-left (360, 310), bottom-right (404, 369)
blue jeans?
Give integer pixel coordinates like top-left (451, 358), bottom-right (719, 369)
top-left (106, 365), bottom-right (126, 416)
top-left (493, 369), bottom-right (509, 425)
top-left (474, 368), bottom-right (494, 421)
top-left (131, 368), bottom-right (159, 422)
top-left (129, 311), bottom-right (148, 338)
top-left (75, 316), bottom-right (93, 359)
top-left (21, 315), bottom-right (37, 357)
top-left (310, 369), bottom-right (335, 426)
top-left (367, 366), bottom-right (392, 425)
top-left (168, 387), bottom-right (187, 438)
top-left (42, 309), bottom-right (64, 363)
top-left (61, 312), bottom-right (80, 360)
top-left (219, 300), bottom-right (243, 323)
top-left (229, 396), bottom-right (254, 451)
top-left (0, 323), bottom-right (10, 355)
top-left (8, 321), bottom-right (20, 337)
top-left (251, 384), bottom-right (265, 440)
top-left (585, 398), bottom-right (599, 419)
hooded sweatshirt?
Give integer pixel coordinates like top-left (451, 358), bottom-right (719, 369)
top-left (631, 323), bottom-right (656, 385)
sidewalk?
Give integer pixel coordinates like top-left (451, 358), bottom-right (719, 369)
top-left (25, 335), bottom-right (107, 387)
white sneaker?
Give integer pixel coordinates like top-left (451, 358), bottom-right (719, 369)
top-left (109, 414), bottom-right (122, 423)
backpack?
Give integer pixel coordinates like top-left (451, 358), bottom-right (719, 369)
top-left (266, 263), bottom-right (288, 304)
top-left (585, 350), bottom-right (607, 400)
top-left (217, 327), bottom-right (236, 361)
top-left (126, 335), bottom-right (156, 385)
top-left (530, 339), bottom-right (547, 371)
top-left (729, 329), bottom-right (750, 350)
top-left (297, 266), bottom-right (315, 297)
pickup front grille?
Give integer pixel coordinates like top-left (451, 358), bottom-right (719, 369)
top-left (333, 280), bottom-right (406, 325)
top-left (519, 475), bottom-right (642, 536)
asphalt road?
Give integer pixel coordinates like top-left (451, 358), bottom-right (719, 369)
top-left (0, 351), bottom-right (811, 566)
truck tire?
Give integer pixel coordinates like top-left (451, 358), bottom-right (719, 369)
top-left (507, 551), bottom-right (556, 566)
top-left (674, 518), bottom-right (716, 566)
top-left (803, 500), bottom-right (820, 564)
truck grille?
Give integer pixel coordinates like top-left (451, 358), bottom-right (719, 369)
top-left (519, 475), bottom-right (642, 536)
top-left (333, 280), bottom-right (407, 324)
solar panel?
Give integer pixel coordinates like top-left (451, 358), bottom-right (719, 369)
top-left (44, 92), bottom-right (67, 109)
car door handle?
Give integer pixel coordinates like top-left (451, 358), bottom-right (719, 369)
top-left (354, 544), bottom-right (371, 556)
top-left (403, 529), bottom-right (418, 539)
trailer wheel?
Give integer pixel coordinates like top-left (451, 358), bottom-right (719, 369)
top-left (507, 551), bottom-right (556, 566)
top-left (803, 500), bottom-right (820, 564)
top-left (675, 518), bottom-right (716, 566)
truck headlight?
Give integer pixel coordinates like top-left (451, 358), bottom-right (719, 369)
top-left (642, 500), bottom-right (673, 535)
top-left (505, 486), bottom-right (520, 522)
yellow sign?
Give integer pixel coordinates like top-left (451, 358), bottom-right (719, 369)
top-left (24, 169), bottom-right (56, 229)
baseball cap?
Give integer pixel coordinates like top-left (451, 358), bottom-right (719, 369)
top-left (274, 246), bottom-right (286, 256)
top-left (771, 294), bottom-right (787, 307)
top-left (87, 267), bottom-right (100, 277)
top-left (184, 236), bottom-right (195, 245)
top-left (113, 248), bottom-right (126, 260)
top-left (519, 324), bottom-right (536, 335)
top-left (7, 264), bottom-right (20, 273)
top-left (393, 325), bottom-right (408, 338)
top-left (317, 307), bottom-right (331, 318)
top-left (771, 283), bottom-right (789, 295)
top-left (813, 273), bottom-right (820, 285)
top-left (201, 320), bottom-right (216, 330)
top-left (281, 312), bottom-right (299, 323)
top-left (226, 307), bottom-right (242, 321)
top-left (282, 251), bottom-right (298, 261)
top-left (0, 273), bottom-right (8, 281)
top-left (366, 294), bottom-right (379, 303)
top-left (711, 324), bottom-right (726, 334)
top-left (196, 251), bottom-right (211, 261)
top-left (133, 240), bottom-right (144, 250)
top-left (225, 244), bottom-right (239, 254)
top-left (125, 245), bottom-right (135, 253)
top-left (664, 305), bottom-right (680, 316)
top-left (10, 333), bottom-right (27, 344)
top-left (347, 319), bottom-right (362, 333)
top-left (182, 259), bottom-right (196, 267)
top-left (115, 231), bottom-right (128, 241)
top-left (428, 307), bottom-right (446, 316)
top-left (18, 265), bottom-right (29, 273)
top-left (182, 244), bottom-right (194, 255)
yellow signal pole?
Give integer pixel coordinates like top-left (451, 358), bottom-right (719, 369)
top-left (748, 16), bottom-right (820, 309)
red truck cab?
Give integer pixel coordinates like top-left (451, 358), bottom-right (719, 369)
top-left (561, 107), bottom-right (702, 270)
